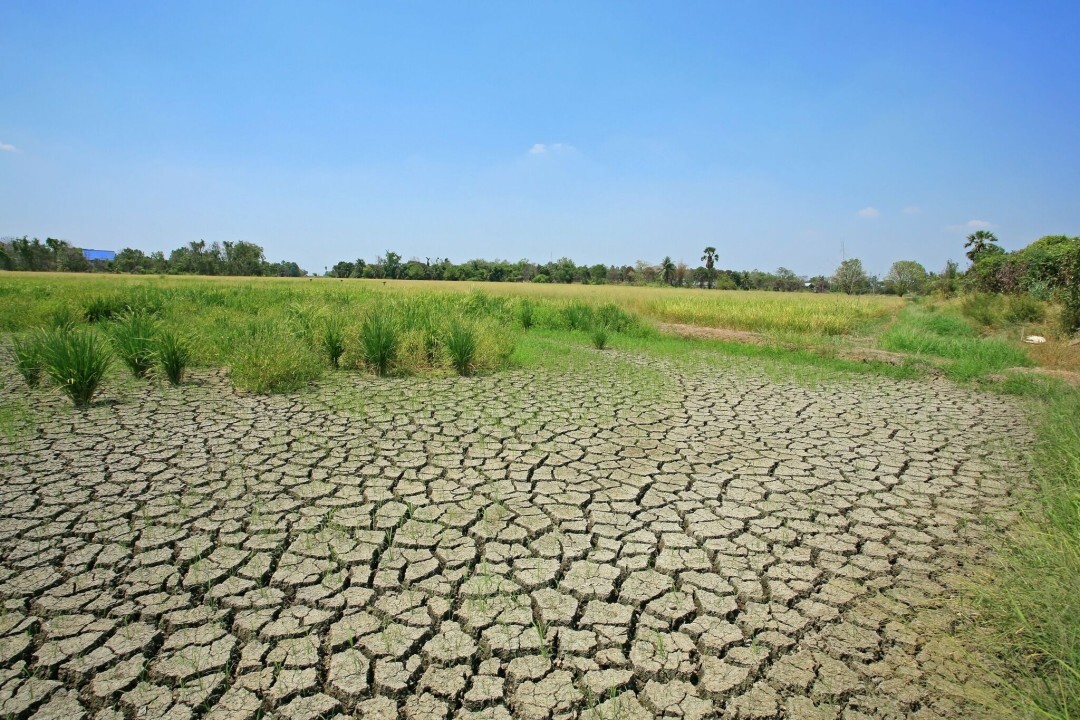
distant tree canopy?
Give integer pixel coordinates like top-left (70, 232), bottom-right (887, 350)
top-left (884, 260), bottom-right (928, 297)
top-left (0, 237), bottom-right (306, 277)
top-left (831, 259), bottom-right (871, 295)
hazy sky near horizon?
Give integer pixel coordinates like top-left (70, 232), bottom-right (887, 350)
top-left (2, 1), bottom-right (1079, 276)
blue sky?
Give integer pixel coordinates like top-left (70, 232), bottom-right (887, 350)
top-left (2, 1), bottom-right (1078, 276)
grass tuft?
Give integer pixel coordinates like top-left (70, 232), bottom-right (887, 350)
top-left (11, 333), bottom-right (44, 388)
top-left (590, 325), bottom-right (610, 350)
top-left (321, 318), bottom-right (347, 369)
top-left (39, 326), bottom-right (113, 407)
top-left (445, 321), bottom-right (478, 376)
top-left (156, 329), bottom-right (191, 385)
top-left (109, 312), bottom-right (159, 378)
top-left (359, 312), bottom-right (398, 376)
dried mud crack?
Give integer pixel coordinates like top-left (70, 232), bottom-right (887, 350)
top-left (0, 350), bottom-right (1030, 719)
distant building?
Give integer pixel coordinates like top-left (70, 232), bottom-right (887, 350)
top-left (82, 249), bottom-right (116, 261)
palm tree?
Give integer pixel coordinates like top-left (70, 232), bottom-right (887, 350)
top-left (701, 247), bottom-right (718, 289)
top-left (660, 256), bottom-right (676, 286)
top-left (964, 230), bottom-right (999, 263)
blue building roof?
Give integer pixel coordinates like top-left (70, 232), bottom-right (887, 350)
top-left (82, 249), bottom-right (116, 261)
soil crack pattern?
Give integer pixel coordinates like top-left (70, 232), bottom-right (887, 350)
top-left (0, 350), bottom-right (1030, 719)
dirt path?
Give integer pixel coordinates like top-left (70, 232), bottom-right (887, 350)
top-left (0, 353), bottom-right (1028, 719)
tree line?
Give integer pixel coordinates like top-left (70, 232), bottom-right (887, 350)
top-left (3, 233), bottom-right (1076, 329)
top-left (0, 238), bottom-right (306, 277)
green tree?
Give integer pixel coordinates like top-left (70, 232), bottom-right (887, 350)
top-left (381, 251), bottom-right (402, 280)
top-left (222, 241), bottom-right (266, 276)
top-left (964, 230), bottom-right (1001, 263)
top-left (832, 258), bottom-right (870, 294)
top-left (661, 256), bottom-right (676, 286)
top-left (884, 260), bottom-right (927, 296)
top-left (701, 247), bottom-right (718, 289)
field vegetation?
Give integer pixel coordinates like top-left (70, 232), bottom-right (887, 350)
top-left (1, 270), bottom-right (1078, 718)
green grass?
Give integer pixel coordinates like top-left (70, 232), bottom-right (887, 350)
top-left (880, 305), bottom-right (1031, 380)
top-left (445, 321), bottom-right (478, 376)
top-left (38, 326), bottom-right (113, 407)
top-left (109, 312), bottom-right (159, 378)
top-left (228, 321), bottom-right (322, 393)
top-left (156, 329), bottom-right (191, 385)
top-left (971, 380), bottom-right (1080, 719)
top-left (11, 332), bottom-right (44, 387)
top-left (358, 312), bottom-right (398, 376)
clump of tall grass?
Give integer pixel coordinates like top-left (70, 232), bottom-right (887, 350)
top-left (49, 305), bottom-right (80, 331)
top-left (517, 299), bottom-right (535, 330)
top-left (359, 312), bottom-right (398, 376)
top-left (39, 327), bottom-right (112, 407)
top-left (562, 301), bottom-right (593, 331)
top-left (445, 321), bottom-right (478, 376)
top-left (590, 325), bottom-right (610, 350)
top-left (320, 318), bottom-right (347, 369)
top-left (11, 333), bottom-right (44, 387)
top-left (229, 322), bottom-right (322, 393)
top-left (156, 329), bottom-right (191, 385)
top-left (109, 312), bottom-right (159, 378)
top-left (84, 295), bottom-right (127, 323)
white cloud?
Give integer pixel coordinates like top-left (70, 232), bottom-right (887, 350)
top-left (965, 219), bottom-right (995, 229)
top-left (857, 207), bottom-right (880, 218)
top-left (903, 206), bottom-right (921, 215)
top-left (0, 143), bottom-right (16, 153)
top-left (528, 142), bottom-right (576, 155)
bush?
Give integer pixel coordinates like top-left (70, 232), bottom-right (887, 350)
top-left (1061, 288), bottom-right (1080, 336)
top-left (156, 329), bottom-right (191, 385)
top-left (445, 321), bottom-right (478, 376)
top-left (39, 327), bottom-right (112, 407)
top-left (11, 333), bottom-right (43, 387)
top-left (321, 318), bottom-right (346, 369)
top-left (961, 293), bottom-right (1003, 327)
top-left (1004, 294), bottom-right (1045, 324)
top-left (359, 312), bottom-right (398, 376)
top-left (109, 312), bottom-right (158, 378)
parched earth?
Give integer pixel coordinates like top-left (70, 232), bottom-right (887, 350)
top-left (0, 349), bottom-right (1028, 719)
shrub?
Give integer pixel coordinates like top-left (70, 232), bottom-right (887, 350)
top-left (359, 312), bottom-right (398, 376)
top-left (321, 318), bottom-right (347, 369)
top-left (445, 321), bottom-right (478, 376)
top-left (1004, 294), bottom-right (1045, 324)
top-left (39, 327), bottom-right (112, 407)
top-left (1061, 288), bottom-right (1080, 336)
top-left (109, 312), bottom-right (158, 378)
top-left (11, 333), bottom-right (43, 387)
top-left (590, 325), bottom-right (609, 350)
top-left (961, 293), bottom-right (1003, 327)
top-left (156, 329), bottom-right (191, 385)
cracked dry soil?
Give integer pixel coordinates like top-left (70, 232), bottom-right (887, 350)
top-left (0, 350), bottom-right (1028, 720)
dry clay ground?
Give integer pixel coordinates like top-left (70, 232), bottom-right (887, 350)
top-left (0, 349), bottom-right (1029, 720)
